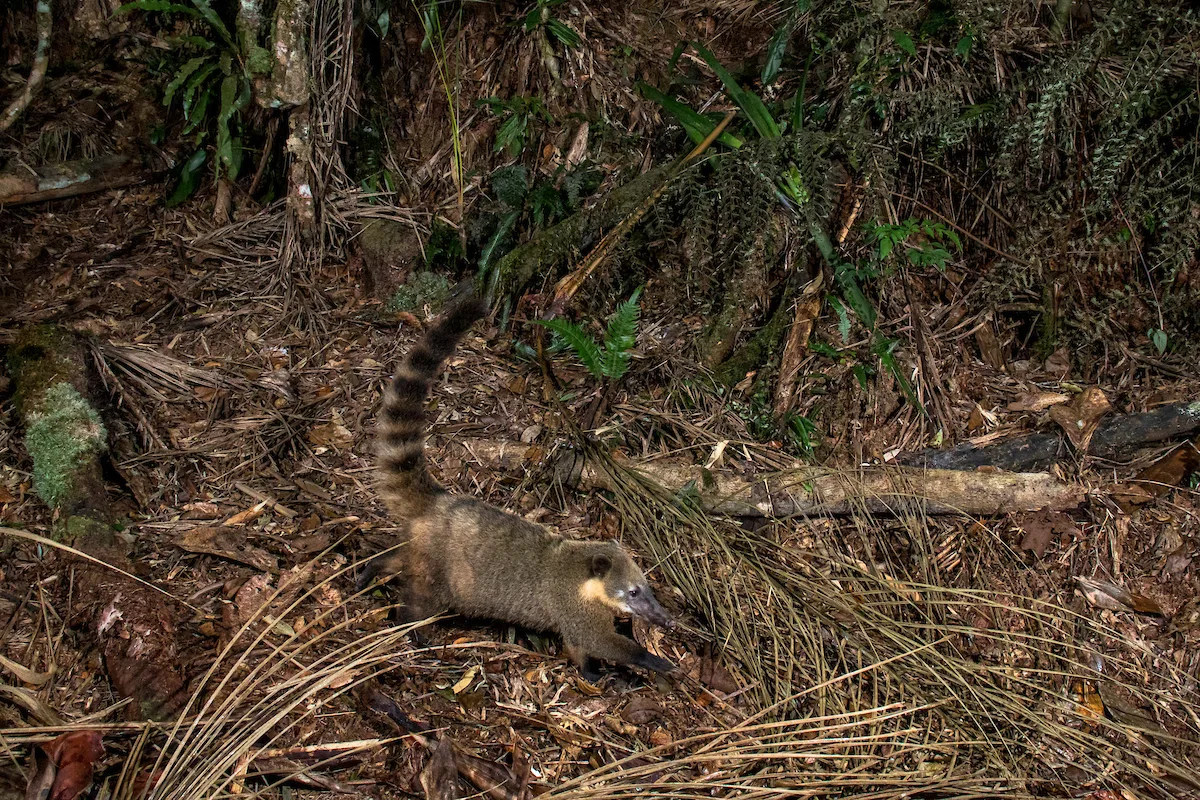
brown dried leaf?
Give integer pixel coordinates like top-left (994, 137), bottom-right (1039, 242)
top-left (420, 737), bottom-right (462, 800)
top-left (1044, 347), bottom-right (1071, 379)
top-left (1013, 510), bottom-right (1079, 558)
top-left (621, 696), bottom-right (662, 725)
top-left (456, 750), bottom-right (525, 800)
top-left (1133, 441), bottom-right (1200, 496)
top-left (1075, 576), bottom-right (1163, 615)
top-left (307, 413), bottom-right (355, 449)
top-left (177, 526), bottom-right (278, 571)
top-left (1069, 679), bottom-right (1105, 728)
top-left (1007, 391), bottom-right (1071, 412)
top-left (40, 731), bottom-right (104, 800)
top-left (974, 323), bottom-right (1004, 370)
top-left (1048, 387), bottom-right (1112, 451)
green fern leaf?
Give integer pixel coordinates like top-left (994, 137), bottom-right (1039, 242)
top-left (600, 287), bottom-right (642, 378)
top-left (534, 319), bottom-right (606, 378)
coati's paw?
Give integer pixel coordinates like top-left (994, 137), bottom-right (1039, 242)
top-left (579, 664), bottom-right (602, 683)
top-left (637, 652), bottom-right (676, 674)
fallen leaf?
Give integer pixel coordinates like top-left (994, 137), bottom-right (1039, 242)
top-left (621, 696), bottom-right (661, 725)
top-left (698, 652), bottom-right (739, 694)
top-left (1075, 576), bottom-right (1163, 615)
top-left (1007, 391), bottom-right (1070, 412)
top-left (1133, 440), bottom-right (1200, 495)
top-left (307, 412), bottom-right (355, 449)
top-left (181, 501), bottom-right (221, 519)
top-left (40, 731), bottom-right (104, 800)
top-left (1048, 387), bottom-right (1112, 451)
top-left (0, 653), bottom-right (52, 685)
top-left (1013, 510), bottom-right (1079, 558)
top-left (974, 323), bottom-right (1004, 370)
top-left (420, 737), bottom-right (461, 800)
top-left (1044, 347), bottom-right (1071, 379)
top-left (452, 665), bottom-right (479, 695)
top-left (177, 526), bottom-right (278, 571)
top-left (1069, 679), bottom-right (1105, 727)
top-left (222, 501), bottom-right (269, 527)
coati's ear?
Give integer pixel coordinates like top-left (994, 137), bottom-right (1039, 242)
top-left (589, 553), bottom-right (612, 578)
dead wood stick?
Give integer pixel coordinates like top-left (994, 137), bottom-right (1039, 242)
top-left (0, 155), bottom-right (147, 206)
top-left (447, 439), bottom-right (1085, 516)
top-left (0, 0), bottom-right (51, 134)
top-left (902, 400), bottom-right (1200, 472)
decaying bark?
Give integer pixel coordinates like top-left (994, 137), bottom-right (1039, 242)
top-left (903, 400), bottom-right (1200, 472)
top-left (8, 325), bottom-right (187, 719)
top-left (448, 438), bottom-right (1086, 517)
top-left (0, 155), bottom-right (147, 207)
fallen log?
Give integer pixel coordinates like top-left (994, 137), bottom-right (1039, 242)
top-left (901, 400), bottom-right (1200, 472)
top-left (0, 155), bottom-right (148, 207)
top-left (7, 325), bottom-right (188, 719)
top-left (447, 439), bottom-right (1086, 517)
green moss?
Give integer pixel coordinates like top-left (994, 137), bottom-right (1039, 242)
top-left (8, 324), bottom-right (79, 419)
top-left (386, 271), bottom-right (453, 313)
top-left (25, 382), bottom-right (108, 510)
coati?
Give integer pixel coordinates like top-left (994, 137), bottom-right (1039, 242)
top-left (360, 292), bottom-right (676, 675)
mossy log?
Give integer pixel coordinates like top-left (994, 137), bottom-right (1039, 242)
top-left (495, 165), bottom-right (670, 297)
top-left (8, 324), bottom-right (187, 719)
top-left (8, 325), bottom-right (113, 547)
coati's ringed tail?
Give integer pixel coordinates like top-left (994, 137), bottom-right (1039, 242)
top-left (365, 291), bottom-right (677, 677)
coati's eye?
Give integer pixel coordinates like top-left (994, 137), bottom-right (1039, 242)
top-left (629, 587), bottom-right (641, 598)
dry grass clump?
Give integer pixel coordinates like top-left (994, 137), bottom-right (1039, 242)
top-left (591, 450), bottom-right (1200, 798)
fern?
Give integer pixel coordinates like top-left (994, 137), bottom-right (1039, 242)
top-left (535, 288), bottom-right (643, 380)
top-left (536, 319), bottom-right (607, 377)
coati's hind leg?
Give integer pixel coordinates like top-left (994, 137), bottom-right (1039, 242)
top-left (356, 554), bottom-right (436, 641)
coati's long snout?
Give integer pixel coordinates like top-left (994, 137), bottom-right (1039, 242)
top-left (366, 290), bottom-right (678, 676)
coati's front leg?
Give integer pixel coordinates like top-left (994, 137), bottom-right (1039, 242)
top-left (563, 614), bottom-right (675, 675)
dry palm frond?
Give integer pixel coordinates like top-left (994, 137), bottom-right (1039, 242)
top-left (591, 445), bottom-right (1200, 797)
top-left (109, 550), bottom-right (422, 799)
top-left (94, 342), bottom-right (249, 401)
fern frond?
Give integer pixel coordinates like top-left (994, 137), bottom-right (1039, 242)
top-left (534, 319), bottom-right (606, 378)
top-left (603, 287), bottom-right (642, 357)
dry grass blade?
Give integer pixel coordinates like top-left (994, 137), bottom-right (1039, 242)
top-left (584, 446), bottom-right (1200, 797)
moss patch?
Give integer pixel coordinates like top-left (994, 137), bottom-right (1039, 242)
top-left (25, 382), bottom-right (108, 510)
top-left (386, 271), bottom-right (453, 314)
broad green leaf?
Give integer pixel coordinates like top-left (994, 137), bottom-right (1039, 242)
top-left (546, 18), bottom-right (581, 48)
top-left (117, 0), bottom-right (200, 16)
top-left (878, 235), bottom-right (893, 261)
top-left (494, 113), bottom-right (527, 156)
top-left (191, 0), bottom-right (233, 45)
top-left (1150, 328), bottom-right (1168, 354)
top-left (182, 87), bottom-right (212, 134)
top-left (828, 294), bottom-right (851, 343)
top-left (181, 61), bottom-right (218, 118)
top-left (376, 8), bottom-right (390, 38)
top-left (165, 56), bottom-right (210, 107)
top-left (892, 30), bottom-right (917, 57)
top-left (637, 82), bottom-right (743, 148)
top-left (955, 34), bottom-right (973, 58)
top-left (693, 41), bottom-right (779, 139)
top-left (167, 148), bottom-right (207, 206)
top-left (478, 209), bottom-right (519, 278)
top-left (762, 23), bottom-right (789, 84)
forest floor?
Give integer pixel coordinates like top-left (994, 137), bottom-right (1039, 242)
top-left (2, 3), bottom-right (1200, 798)
top-left (2, 175), bottom-right (1199, 799)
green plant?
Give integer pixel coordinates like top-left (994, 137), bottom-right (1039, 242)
top-left (871, 218), bottom-right (962, 270)
top-left (480, 95), bottom-right (552, 158)
top-left (535, 288), bottom-right (643, 380)
top-left (523, 0), bottom-right (581, 49)
top-left (119, 0), bottom-right (262, 203)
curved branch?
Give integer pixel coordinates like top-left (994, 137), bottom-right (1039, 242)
top-left (0, 0), bottom-right (52, 134)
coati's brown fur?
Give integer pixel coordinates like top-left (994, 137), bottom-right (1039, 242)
top-left (361, 292), bottom-right (675, 674)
